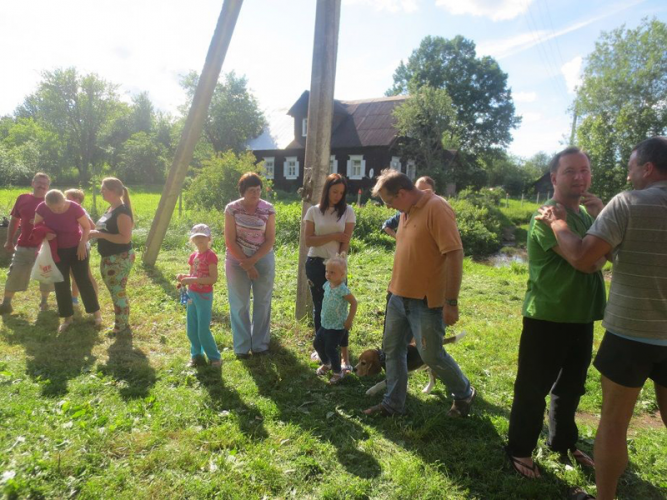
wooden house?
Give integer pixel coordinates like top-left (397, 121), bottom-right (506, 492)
top-left (249, 91), bottom-right (455, 192)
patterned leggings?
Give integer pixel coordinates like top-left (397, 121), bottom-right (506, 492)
top-left (100, 249), bottom-right (135, 331)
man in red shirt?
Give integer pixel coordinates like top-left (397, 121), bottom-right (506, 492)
top-left (0, 172), bottom-right (54, 314)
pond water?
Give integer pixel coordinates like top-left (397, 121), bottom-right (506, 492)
top-left (485, 250), bottom-right (527, 268)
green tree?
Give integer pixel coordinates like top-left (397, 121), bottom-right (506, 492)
top-left (115, 132), bottom-right (168, 184)
top-left (180, 71), bottom-right (265, 154)
top-left (17, 67), bottom-right (122, 182)
top-left (575, 17), bottom-right (667, 200)
top-left (186, 150), bottom-right (267, 211)
top-left (388, 35), bottom-right (520, 155)
top-left (393, 86), bottom-right (460, 188)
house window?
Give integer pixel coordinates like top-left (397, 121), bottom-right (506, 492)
top-left (406, 159), bottom-right (416, 180)
top-left (390, 156), bottom-right (401, 172)
top-left (263, 157), bottom-right (274, 179)
top-left (329, 155), bottom-right (338, 174)
top-left (347, 155), bottom-right (366, 180)
top-left (302, 118), bottom-right (308, 137)
top-left (284, 156), bottom-right (299, 180)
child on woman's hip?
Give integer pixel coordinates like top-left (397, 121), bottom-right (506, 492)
top-left (177, 224), bottom-right (221, 368)
top-left (313, 253), bottom-right (357, 384)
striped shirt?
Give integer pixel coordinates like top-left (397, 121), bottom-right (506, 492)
top-left (587, 181), bottom-right (667, 343)
top-left (225, 198), bottom-right (275, 256)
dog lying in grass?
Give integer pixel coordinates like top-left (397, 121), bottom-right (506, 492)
top-left (353, 331), bottom-right (466, 396)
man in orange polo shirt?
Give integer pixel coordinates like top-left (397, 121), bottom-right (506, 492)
top-left (364, 170), bottom-right (475, 417)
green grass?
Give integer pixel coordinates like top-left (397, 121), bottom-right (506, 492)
top-left (0, 189), bottom-right (665, 499)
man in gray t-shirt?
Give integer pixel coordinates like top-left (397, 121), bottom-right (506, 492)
top-left (536, 136), bottom-right (667, 500)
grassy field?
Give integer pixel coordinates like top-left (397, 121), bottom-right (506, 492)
top-left (0, 188), bottom-right (665, 499)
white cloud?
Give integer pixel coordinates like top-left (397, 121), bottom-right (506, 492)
top-left (514, 91), bottom-right (538, 103)
top-left (561, 56), bottom-right (583, 94)
top-left (343, 0), bottom-right (419, 13)
top-left (478, 0), bottom-right (646, 59)
top-left (521, 112), bottom-right (542, 123)
top-left (435, 0), bottom-right (530, 21)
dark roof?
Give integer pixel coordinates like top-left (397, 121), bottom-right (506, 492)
top-left (285, 91), bottom-right (408, 149)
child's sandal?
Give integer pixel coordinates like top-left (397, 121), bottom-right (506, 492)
top-left (329, 372), bottom-right (345, 384)
top-left (316, 364), bottom-right (331, 376)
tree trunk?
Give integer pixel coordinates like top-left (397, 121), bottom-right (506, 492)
top-left (295, 0), bottom-right (341, 321)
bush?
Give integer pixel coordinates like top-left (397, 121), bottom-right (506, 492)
top-left (185, 151), bottom-right (270, 211)
top-left (449, 199), bottom-right (502, 257)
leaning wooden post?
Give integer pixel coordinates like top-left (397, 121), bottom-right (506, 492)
top-left (295, 0), bottom-right (341, 321)
top-left (142, 0), bottom-right (243, 266)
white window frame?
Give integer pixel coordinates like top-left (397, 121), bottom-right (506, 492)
top-left (263, 157), bottom-right (275, 180)
top-left (284, 156), bottom-right (299, 180)
top-left (390, 156), bottom-right (402, 172)
top-left (329, 155), bottom-right (338, 174)
top-left (346, 155), bottom-right (366, 180)
top-left (406, 159), bottom-right (416, 180)
top-left (302, 118), bottom-right (308, 137)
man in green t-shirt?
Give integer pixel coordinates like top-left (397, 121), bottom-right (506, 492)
top-left (505, 147), bottom-right (608, 479)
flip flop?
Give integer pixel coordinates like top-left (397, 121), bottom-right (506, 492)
top-left (505, 446), bottom-right (541, 479)
top-left (571, 449), bottom-right (595, 469)
top-left (569, 487), bottom-right (595, 500)
top-left (362, 403), bottom-right (393, 417)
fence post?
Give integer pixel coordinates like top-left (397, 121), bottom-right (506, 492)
top-left (536, 192), bottom-right (540, 205)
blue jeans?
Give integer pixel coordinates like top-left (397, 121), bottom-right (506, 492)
top-left (225, 251), bottom-right (275, 355)
top-left (382, 295), bottom-right (472, 414)
top-left (186, 290), bottom-right (220, 361)
top-left (313, 327), bottom-right (346, 373)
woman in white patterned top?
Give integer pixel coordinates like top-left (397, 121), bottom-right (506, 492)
top-left (224, 172), bottom-right (276, 358)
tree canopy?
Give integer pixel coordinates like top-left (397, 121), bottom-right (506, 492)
top-left (575, 17), bottom-right (667, 200)
top-left (388, 35), bottom-right (520, 155)
top-left (180, 71), bottom-right (265, 154)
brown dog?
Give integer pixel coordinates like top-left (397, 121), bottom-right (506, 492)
top-left (354, 331), bottom-right (466, 396)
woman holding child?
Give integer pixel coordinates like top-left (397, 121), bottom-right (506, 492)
top-left (88, 177), bottom-right (135, 335)
top-left (224, 173), bottom-right (276, 358)
top-left (304, 173), bottom-right (356, 369)
top-left (34, 189), bottom-right (101, 332)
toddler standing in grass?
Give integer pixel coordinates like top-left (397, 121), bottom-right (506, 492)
top-left (313, 253), bottom-right (357, 384)
top-left (177, 224), bottom-right (221, 368)
top-left (64, 189), bottom-right (99, 306)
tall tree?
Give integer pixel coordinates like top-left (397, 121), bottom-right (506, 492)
top-left (388, 35), bottom-right (520, 155)
top-left (575, 17), bottom-right (667, 200)
top-left (392, 86), bottom-right (461, 187)
top-left (180, 71), bottom-right (265, 154)
top-left (16, 67), bottom-right (121, 181)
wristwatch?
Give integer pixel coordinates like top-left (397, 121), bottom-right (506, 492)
top-left (445, 299), bottom-right (458, 306)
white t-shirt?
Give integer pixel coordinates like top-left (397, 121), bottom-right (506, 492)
top-left (304, 204), bottom-right (356, 259)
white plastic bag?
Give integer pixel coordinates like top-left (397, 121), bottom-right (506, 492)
top-left (30, 243), bottom-right (64, 284)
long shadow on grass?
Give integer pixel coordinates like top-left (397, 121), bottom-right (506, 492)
top-left (242, 338), bottom-right (381, 479)
top-left (1, 311), bottom-right (100, 397)
top-left (97, 328), bottom-right (156, 400)
top-left (194, 363), bottom-right (269, 440)
top-left (142, 262), bottom-right (230, 328)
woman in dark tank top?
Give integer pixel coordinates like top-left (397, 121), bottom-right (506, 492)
top-left (89, 177), bottom-right (135, 335)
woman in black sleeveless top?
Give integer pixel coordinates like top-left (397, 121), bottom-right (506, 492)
top-left (89, 177), bottom-right (135, 335)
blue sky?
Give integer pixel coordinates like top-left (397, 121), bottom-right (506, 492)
top-left (1, 0), bottom-right (665, 158)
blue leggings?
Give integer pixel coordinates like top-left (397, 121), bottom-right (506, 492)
top-left (186, 290), bottom-right (220, 361)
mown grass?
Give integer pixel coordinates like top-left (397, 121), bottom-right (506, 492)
top-left (0, 188), bottom-right (665, 499)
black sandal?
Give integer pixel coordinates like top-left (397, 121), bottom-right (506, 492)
top-left (505, 446), bottom-right (541, 479)
top-left (569, 487), bottom-right (595, 500)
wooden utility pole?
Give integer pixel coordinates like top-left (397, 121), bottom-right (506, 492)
top-left (295, 0), bottom-right (341, 321)
top-left (142, 0), bottom-right (243, 266)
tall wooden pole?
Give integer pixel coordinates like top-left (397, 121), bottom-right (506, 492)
top-left (142, 0), bottom-right (243, 266)
top-left (295, 0), bottom-right (341, 321)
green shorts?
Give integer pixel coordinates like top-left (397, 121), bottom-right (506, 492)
top-left (5, 246), bottom-right (54, 293)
